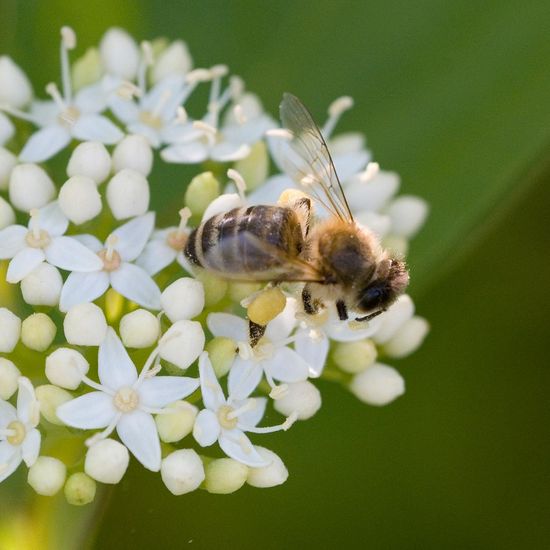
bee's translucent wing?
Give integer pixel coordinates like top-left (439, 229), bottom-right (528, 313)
top-left (200, 230), bottom-right (324, 283)
top-left (278, 93), bottom-right (354, 222)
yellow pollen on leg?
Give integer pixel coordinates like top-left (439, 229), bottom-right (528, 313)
top-left (6, 421), bottom-right (26, 446)
top-left (113, 387), bottom-right (139, 413)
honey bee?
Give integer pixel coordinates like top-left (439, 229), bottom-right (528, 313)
top-left (185, 93), bottom-right (409, 341)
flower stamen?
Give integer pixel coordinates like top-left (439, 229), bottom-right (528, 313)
top-left (323, 95), bottom-right (354, 138)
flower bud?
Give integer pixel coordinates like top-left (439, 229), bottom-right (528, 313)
top-left (159, 320), bottom-right (205, 370)
top-left (112, 134), bottom-right (153, 176)
top-left (21, 313), bottom-right (56, 352)
top-left (204, 458), bottom-right (248, 494)
top-left (9, 164), bottom-right (55, 212)
top-left (194, 270), bottom-right (227, 307)
top-left (64, 472), bottom-right (97, 506)
top-left (0, 358), bottom-right (20, 399)
top-left (204, 337), bottom-right (236, 378)
top-left (386, 195), bottom-right (428, 238)
top-left (71, 48), bottom-right (103, 91)
top-left (350, 363), bottom-right (405, 406)
top-left (45, 348), bottom-right (89, 389)
top-left (161, 278), bottom-right (205, 322)
top-left (345, 170), bottom-right (399, 212)
top-left (35, 385), bottom-right (73, 425)
top-left (0, 56), bottom-right (32, 108)
top-left (160, 449), bottom-right (204, 495)
top-left (247, 287), bottom-right (286, 326)
top-left (273, 381), bottom-right (321, 420)
top-left (151, 40), bottom-right (192, 83)
top-left (28, 456), bottom-right (66, 496)
top-left (383, 316), bottom-right (429, 358)
top-left (246, 447), bottom-right (288, 488)
top-left (0, 113), bottom-right (14, 145)
top-left (381, 235), bottom-right (408, 258)
top-left (85, 439), bottom-right (129, 484)
top-left (156, 401), bottom-right (198, 443)
top-left (107, 168), bottom-right (150, 220)
top-left (233, 141), bottom-right (269, 191)
top-left (0, 308), bottom-right (21, 352)
top-left (64, 303), bottom-right (108, 346)
top-left (184, 172), bottom-right (220, 217)
top-left (67, 141), bottom-right (111, 184)
top-left (58, 176), bottom-right (102, 224)
top-left (0, 146), bottom-right (16, 191)
top-left (21, 263), bottom-right (63, 306)
top-left (0, 196), bottom-right (15, 230)
top-left (372, 294), bottom-right (414, 345)
top-left (99, 28), bottom-right (139, 80)
top-left (332, 339), bottom-right (377, 374)
top-left (119, 309), bottom-right (160, 348)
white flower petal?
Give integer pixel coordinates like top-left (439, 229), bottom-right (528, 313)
top-left (211, 142), bottom-right (250, 162)
top-left (0, 401), bottom-right (16, 425)
top-left (135, 240), bottom-right (176, 275)
top-left (16, 377), bottom-right (36, 425)
top-left (126, 122), bottom-right (161, 148)
top-left (98, 328), bottom-right (138, 390)
top-left (219, 428), bottom-right (268, 467)
top-left (265, 298), bottom-right (297, 341)
top-left (21, 428), bottom-right (40, 467)
top-left (0, 444), bottom-right (20, 483)
top-left (59, 270), bottom-right (110, 312)
top-left (334, 150), bottom-right (370, 181)
top-left (160, 142), bottom-right (208, 164)
top-left (116, 410), bottom-right (161, 471)
top-left (110, 262), bottom-right (161, 310)
top-left (112, 212), bottom-right (155, 261)
top-left (0, 225), bottom-right (27, 258)
top-left (39, 201), bottom-right (69, 236)
top-left (202, 193), bottom-right (243, 222)
top-left (56, 391), bottom-right (118, 429)
top-left (228, 357), bottom-right (263, 401)
top-left (109, 97), bottom-right (140, 124)
top-left (74, 82), bottom-right (109, 113)
top-left (72, 114), bottom-right (123, 144)
top-left (45, 236), bottom-right (103, 272)
top-left (206, 313), bottom-right (247, 342)
top-left (18, 125), bottom-right (71, 163)
top-left (236, 397), bottom-right (266, 428)
top-left (294, 329), bottom-right (330, 378)
top-left (72, 234), bottom-right (104, 253)
top-left (248, 174), bottom-right (296, 206)
top-left (263, 347), bottom-right (310, 384)
top-left (139, 376), bottom-right (199, 408)
top-left (325, 314), bottom-right (382, 342)
top-left (193, 409), bottom-right (220, 447)
top-left (198, 352), bottom-right (226, 411)
top-left (6, 247), bottom-right (45, 283)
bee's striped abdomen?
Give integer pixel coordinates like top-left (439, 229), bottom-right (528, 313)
top-left (185, 205), bottom-right (303, 277)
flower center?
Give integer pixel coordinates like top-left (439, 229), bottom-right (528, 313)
top-left (139, 110), bottom-right (163, 130)
top-left (254, 338), bottom-right (274, 361)
top-left (58, 105), bottom-right (81, 128)
top-left (217, 405), bottom-right (238, 430)
top-left (25, 228), bottom-right (51, 249)
top-left (113, 387), bottom-right (139, 412)
top-left (6, 421), bottom-right (26, 446)
top-left (98, 234), bottom-right (121, 271)
top-left (166, 229), bottom-right (187, 251)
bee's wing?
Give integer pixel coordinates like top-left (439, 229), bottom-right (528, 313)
top-left (279, 93), bottom-right (354, 223)
top-left (202, 230), bottom-right (324, 283)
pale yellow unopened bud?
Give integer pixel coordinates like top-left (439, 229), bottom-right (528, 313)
top-left (71, 48), bottom-right (103, 91)
top-left (228, 281), bottom-right (262, 303)
top-left (64, 472), bottom-right (97, 506)
top-left (119, 309), bottom-right (160, 348)
top-left (194, 270), bottom-right (227, 307)
top-left (0, 358), bottom-right (20, 399)
top-left (155, 401), bottom-right (198, 443)
top-left (21, 313), bottom-right (56, 352)
top-left (161, 449), bottom-right (204, 495)
top-left (205, 337), bottom-right (236, 378)
top-left (28, 457), bottom-right (66, 496)
top-left (332, 339), bottom-right (377, 373)
top-left (35, 385), bottom-right (73, 425)
top-left (233, 141), bottom-right (269, 191)
top-left (204, 458), bottom-right (248, 494)
top-left (246, 447), bottom-right (288, 488)
top-left (247, 287), bottom-right (286, 326)
top-left (184, 172), bottom-right (220, 218)
top-left (0, 308), bottom-right (21, 352)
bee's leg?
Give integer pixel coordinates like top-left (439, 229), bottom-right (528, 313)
top-left (294, 197), bottom-right (311, 238)
top-left (336, 300), bottom-right (348, 321)
top-left (302, 285), bottom-right (318, 315)
top-left (249, 320), bottom-right (266, 348)
top-left (355, 310), bottom-right (384, 323)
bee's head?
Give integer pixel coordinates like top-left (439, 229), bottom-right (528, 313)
top-left (356, 258), bottom-right (409, 314)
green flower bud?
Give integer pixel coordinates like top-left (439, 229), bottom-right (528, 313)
top-left (184, 171), bottom-right (220, 218)
top-left (332, 339), bottom-right (377, 373)
top-left (64, 472), bottom-right (97, 506)
top-left (204, 458), bottom-right (248, 494)
top-left (194, 270), bottom-right (227, 307)
top-left (233, 141), bottom-right (269, 191)
top-left (21, 313), bottom-right (56, 352)
top-left (155, 401), bottom-right (198, 443)
top-left (205, 337), bottom-right (236, 378)
top-left (35, 385), bottom-right (73, 425)
top-left (71, 47), bottom-right (103, 91)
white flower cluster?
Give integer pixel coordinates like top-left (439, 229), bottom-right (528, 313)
top-left (0, 27), bottom-right (429, 504)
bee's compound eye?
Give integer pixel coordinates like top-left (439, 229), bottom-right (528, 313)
top-left (358, 284), bottom-right (389, 312)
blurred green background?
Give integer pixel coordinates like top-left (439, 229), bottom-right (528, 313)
top-left (1, 0), bottom-right (549, 548)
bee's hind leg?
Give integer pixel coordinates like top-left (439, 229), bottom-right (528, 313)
top-left (336, 300), bottom-right (348, 321)
top-left (302, 285), bottom-right (317, 315)
top-left (249, 320), bottom-right (266, 348)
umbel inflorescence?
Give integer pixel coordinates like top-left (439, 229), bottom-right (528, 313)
top-left (0, 27), bottom-right (429, 503)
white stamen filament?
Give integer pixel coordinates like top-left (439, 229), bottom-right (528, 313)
top-left (227, 168), bottom-right (247, 200)
top-left (177, 207), bottom-right (192, 235)
top-left (227, 399), bottom-right (257, 420)
top-left (82, 375), bottom-right (114, 395)
top-left (266, 128), bottom-right (293, 140)
top-left (186, 68), bottom-right (212, 84)
top-left (85, 412), bottom-right (122, 447)
top-left (0, 428), bottom-right (16, 437)
top-left (193, 120), bottom-right (217, 146)
top-left (105, 234), bottom-right (119, 262)
top-left (136, 345), bottom-right (161, 384)
top-left (239, 411), bottom-right (298, 434)
top-left (233, 104), bottom-right (246, 125)
top-left (0, 103), bottom-right (37, 123)
top-left (229, 75), bottom-right (245, 99)
top-left (173, 106), bottom-right (188, 125)
top-left (117, 81), bottom-right (142, 100)
top-left (323, 95), bottom-right (354, 138)
top-left (359, 161), bottom-right (380, 182)
top-left (60, 26), bottom-right (76, 103)
top-left (45, 82), bottom-right (67, 111)
top-left (29, 209), bottom-right (41, 239)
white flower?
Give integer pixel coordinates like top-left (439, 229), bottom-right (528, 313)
top-left (0, 201), bottom-right (103, 284)
top-left (63, 302), bottom-right (108, 346)
top-left (207, 298), bottom-right (310, 400)
top-left (160, 448), bottom-right (204, 495)
top-left (0, 377), bottom-right (41, 483)
top-left (58, 175), bottom-right (102, 224)
top-left (59, 212), bottom-right (161, 311)
top-left (0, 56), bottom-right (33, 108)
top-left (151, 40), bottom-right (193, 84)
top-left (66, 141), bottom-right (112, 185)
top-left (106, 169), bottom-right (150, 220)
top-left (27, 456), bottom-right (66, 496)
top-left (273, 381), bottom-right (322, 420)
top-left (112, 134), bottom-right (153, 176)
top-left (193, 352), bottom-right (295, 467)
top-left (9, 163), bottom-right (56, 212)
top-left (350, 363), bottom-right (405, 406)
top-left (7, 27), bottom-right (123, 163)
top-left (0, 308), bottom-right (21, 352)
top-left (160, 277), bottom-right (204, 322)
top-left (85, 438), bottom-right (129, 484)
top-left (99, 27), bottom-right (140, 81)
top-left (161, 68), bottom-right (253, 164)
top-left (57, 328), bottom-right (199, 472)
top-left (246, 447), bottom-right (288, 488)
top-left (0, 358), bottom-right (20, 400)
top-left (0, 113), bottom-right (14, 146)
top-left (20, 262), bottom-right (63, 307)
